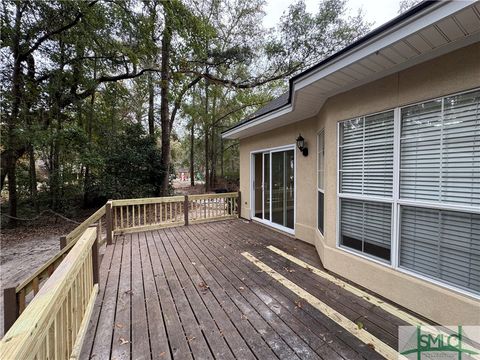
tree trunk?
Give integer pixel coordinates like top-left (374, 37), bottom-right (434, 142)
top-left (159, 8), bottom-right (172, 196)
top-left (6, 1), bottom-right (24, 226)
top-left (83, 92), bottom-right (95, 206)
top-left (50, 38), bottom-right (66, 210)
top-left (148, 72), bottom-right (155, 136)
top-left (28, 144), bottom-right (38, 211)
top-left (190, 119), bottom-right (195, 187)
top-left (204, 127), bottom-right (209, 192)
top-left (220, 137), bottom-right (224, 178)
top-left (83, 57), bottom-right (96, 206)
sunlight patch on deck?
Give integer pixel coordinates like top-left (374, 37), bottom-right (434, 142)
top-left (267, 245), bottom-right (427, 327)
top-left (242, 251), bottom-right (400, 360)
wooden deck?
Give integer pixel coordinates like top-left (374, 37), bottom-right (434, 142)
top-left (81, 219), bottom-right (428, 360)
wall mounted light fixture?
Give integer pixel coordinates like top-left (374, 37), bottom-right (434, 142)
top-left (296, 134), bottom-right (308, 156)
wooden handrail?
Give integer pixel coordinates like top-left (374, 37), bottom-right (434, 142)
top-left (0, 228), bottom-right (99, 359)
top-left (111, 196), bottom-right (184, 206)
top-left (188, 192), bottom-right (239, 200)
top-left (65, 205), bottom-right (106, 244)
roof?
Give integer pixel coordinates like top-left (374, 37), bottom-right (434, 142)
top-left (232, 92), bottom-right (290, 130)
top-left (222, 0), bottom-right (480, 139)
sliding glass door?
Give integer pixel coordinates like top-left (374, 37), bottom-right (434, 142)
top-left (253, 147), bottom-right (295, 233)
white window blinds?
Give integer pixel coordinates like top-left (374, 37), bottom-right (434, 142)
top-left (340, 111), bottom-right (394, 197)
top-left (318, 131), bottom-right (325, 191)
top-left (340, 199), bottom-right (392, 261)
top-left (400, 206), bottom-right (480, 294)
top-left (400, 90), bottom-right (480, 207)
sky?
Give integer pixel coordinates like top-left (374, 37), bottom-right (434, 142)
top-left (263, 0), bottom-right (401, 29)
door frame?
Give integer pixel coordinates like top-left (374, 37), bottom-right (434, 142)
top-left (250, 144), bottom-right (296, 235)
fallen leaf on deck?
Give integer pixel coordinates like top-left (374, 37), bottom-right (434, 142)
top-left (294, 300), bottom-right (303, 309)
top-left (187, 336), bottom-right (196, 342)
top-left (367, 343), bottom-right (375, 350)
top-left (159, 352), bottom-right (166, 357)
top-left (116, 323), bottom-right (124, 328)
top-left (119, 338), bottom-right (129, 345)
top-left (356, 321), bottom-right (364, 330)
top-left (239, 286), bottom-right (244, 290)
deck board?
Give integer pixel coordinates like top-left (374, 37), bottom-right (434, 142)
top-left (81, 219), bottom-right (431, 359)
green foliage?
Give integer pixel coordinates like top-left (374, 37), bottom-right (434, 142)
top-left (95, 123), bottom-right (164, 200)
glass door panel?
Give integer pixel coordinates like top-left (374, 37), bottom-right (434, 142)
top-left (253, 148), bottom-right (294, 232)
top-left (285, 150), bottom-right (295, 229)
top-left (263, 153), bottom-right (270, 221)
top-left (254, 153), bottom-right (263, 218)
top-left (271, 152), bottom-right (285, 226)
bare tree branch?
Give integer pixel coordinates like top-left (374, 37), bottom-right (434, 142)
top-left (170, 76), bottom-right (201, 129)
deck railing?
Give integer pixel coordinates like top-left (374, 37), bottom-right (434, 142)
top-left (3, 206), bottom-right (106, 333)
top-left (0, 227), bottom-right (100, 359)
top-left (3, 192), bottom-right (240, 335)
top-left (109, 192), bottom-right (240, 236)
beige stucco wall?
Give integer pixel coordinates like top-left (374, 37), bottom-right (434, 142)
top-left (238, 42), bottom-right (480, 325)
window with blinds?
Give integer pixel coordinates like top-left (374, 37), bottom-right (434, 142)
top-left (340, 199), bottom-right (392, 261)
top-left (399, 206), bottom-right (480, 294)
top-left (338, 88), bottom-right (479, 295)
top-left (340, 111), bottom-right (394, 197)
top-left (318, 130), bottom-right (325, 234)
top-left (400, 90), bottom-right (480, 207)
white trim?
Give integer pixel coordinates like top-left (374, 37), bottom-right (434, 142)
top-left (338, 193), bottom-right (392, 203)
top-left (391, 107), bottom-right (401, 268)
top-left (397, 199), bottom-right (480, 214)
top-left (317, 129), bottom-right (325, 236)
top-left (222, 105), bottom-right (293, 138)
top-left (339, 245), bottom-right (392, 268)
top-left (294, 1), bottom-right (469, 90)
top-left (398, 86), bottom-right (480, 111)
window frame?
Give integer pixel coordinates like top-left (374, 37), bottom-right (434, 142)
top-left (336, 87), bottom-right (480, 299)
top-left (317, 129), bottom-right (325, 235)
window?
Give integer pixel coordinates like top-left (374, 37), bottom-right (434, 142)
top-left (399, 206), bottom-right (480, 294)
top-left (317, 130), bottom-right (325, 234)
top-left (400, 90), bottom-right (480, 206)
top-left (338, 88), bottom-right (480, 296)
top-left (339, 111), bottom-right (394, 197)
top-left (340, 199), bottom-right (392, 261)
top-left (339, 110), bottom-right (394, 262)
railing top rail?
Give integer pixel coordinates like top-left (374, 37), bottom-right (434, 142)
top-left (188, 192), bottom-right (238, 200)
top-left (15, 234), bottom-right (77, 293)
top-left (65, 205), bottom-right (105, 243)
top-left (111, 196), bottom-right (185, 206)
top-left (0, 228), bottom-right (97, 359)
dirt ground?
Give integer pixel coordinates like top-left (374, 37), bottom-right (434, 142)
top-left (0, 181), bottom-right (233, 336)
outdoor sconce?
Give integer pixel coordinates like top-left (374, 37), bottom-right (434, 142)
top-left (296, 134), bottom-right (308, 156)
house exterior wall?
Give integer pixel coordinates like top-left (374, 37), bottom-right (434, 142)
top-left (238, 42), bottom-right (480, 325)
